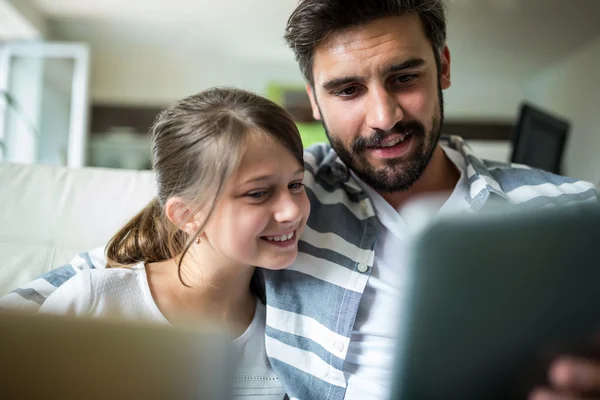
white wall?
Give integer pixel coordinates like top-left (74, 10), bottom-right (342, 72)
top-left (444, 74), bottom-right (524, 121)
top-left (88, 41), bottom-right (527, 122)
top-left (89, 42), bottom-right (301, 106)
top-left (3, 0), bottom-right (48, 39)
top-left (525, 36), bottom-right (600, 184)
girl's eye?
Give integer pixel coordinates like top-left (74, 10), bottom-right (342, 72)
top-left (289, 182), bottom-right (305, 191)
top-left (246, 191), bottom-right (266, 199)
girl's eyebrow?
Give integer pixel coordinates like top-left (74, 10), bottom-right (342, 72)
top-left (241, 167), bottom-right (305, 185)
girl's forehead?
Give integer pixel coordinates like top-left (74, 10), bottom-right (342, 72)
top-left (232, 133), bottom-right (301, 183)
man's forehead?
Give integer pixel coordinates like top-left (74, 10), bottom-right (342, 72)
top-left (322, 15), bottom-right (424, 51)
top-left (312, 15), bottom-right (430, 84)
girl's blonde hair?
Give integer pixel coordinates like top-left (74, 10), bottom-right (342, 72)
top-left (105, 87), bottom-right (304, 276)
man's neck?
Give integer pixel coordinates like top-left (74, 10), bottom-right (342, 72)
top-left (379, 145), bottom-right (460, 210)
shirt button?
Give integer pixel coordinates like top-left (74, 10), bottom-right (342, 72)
top-left (333, 341), bottom-right (345, 353)
top-left (357, 263), bottom-right (369, 273)
top-left (360, 199), bottom-right (368, 212)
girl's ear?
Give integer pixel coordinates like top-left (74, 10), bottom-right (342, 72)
top-left (165, 197), bottom-right (203, 235)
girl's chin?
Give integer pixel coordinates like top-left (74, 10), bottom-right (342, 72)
top-left (256, 253), bottom-right (298, 271)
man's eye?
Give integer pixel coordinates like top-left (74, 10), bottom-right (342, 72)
top-left (395, 74), bottom-right (417, 84)
top-left (334, 86), bottom-right (357, 97)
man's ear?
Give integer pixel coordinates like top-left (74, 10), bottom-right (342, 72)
top-left (165, 197), bottom-right (202, 235)
top-left (306, 83), bottom-right (322, 121)
top-left (439, 44), bottom-right (451, 90)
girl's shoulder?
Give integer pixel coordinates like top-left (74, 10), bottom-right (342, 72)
top-left (41, 263), bottom-right (166, 323)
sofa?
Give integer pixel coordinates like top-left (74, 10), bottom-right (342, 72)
top-left (0, 162), bottom-right (157, 295)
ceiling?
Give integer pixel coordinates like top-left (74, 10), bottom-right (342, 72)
top-left (31, 0), bottom-right (600, 77)
top-left (20, 0), bottom-right (600, 113)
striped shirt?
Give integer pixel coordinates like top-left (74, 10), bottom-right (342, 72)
top-left (1, 135), bottom-right (597, 400)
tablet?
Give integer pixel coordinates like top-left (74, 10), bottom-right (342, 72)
top-left (391, 202), bottom-right (600, 399)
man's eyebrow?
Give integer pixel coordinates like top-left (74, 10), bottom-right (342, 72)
top-left (321, 58), bottom-right (427, 91)
top-left (387, 58), bottom-right (427, 74)
top-left (322, 76), bottom-right (365, 92)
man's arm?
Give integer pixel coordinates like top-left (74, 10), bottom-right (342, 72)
top-left (0, 247), bottom-right (107, 311)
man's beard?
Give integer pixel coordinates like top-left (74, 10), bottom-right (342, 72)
top-left (322, 88), bottom-right (444, 193)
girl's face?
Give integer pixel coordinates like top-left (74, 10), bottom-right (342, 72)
top-left (200, 132), bottom-right (310, 270)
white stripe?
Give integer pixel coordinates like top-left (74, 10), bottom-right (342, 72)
top-left (304, 151), bottom-right (318, 172)
top-left (20, 277), bottom-right (63, 298)
top-left (480, 173), bottom-right (503, 192)
top-left (467, 165), bottom-right (489, 199)
top-left (265, 336), bottom-right (346, 388)
top-left (289, 252), bottom-right (369, 293)
top-left (87, 246), bottom-right (109, 268)
top-left (305, 173), bottom-right (371, 220)
top-left (266, 305), bottom-right (350, 360)
top-left (69, 254), bottom-right (92, 269)
top-left (486, 162), bottom-right (531, 171)
top-left (65, 246), bottom-right (107, 270)
top-left (0, 292), bottom-right (41, 310)
top-left (467, 164), bottom-right (505, 200)
top-left (301, 226), bottom-right (375, 266)
top-left (506, 181), bottom-right (595, 203)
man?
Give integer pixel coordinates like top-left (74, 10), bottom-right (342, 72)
top-left (267, 1), bottom-right (598, 399)
top-left (2, 1), bottom-right (599, 399)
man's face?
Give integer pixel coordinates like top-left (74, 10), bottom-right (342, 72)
top-left (307, 14), bottom-right (451, 192)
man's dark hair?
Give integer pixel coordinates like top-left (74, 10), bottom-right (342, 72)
top-left (284, 0), bottom-right (447, 85)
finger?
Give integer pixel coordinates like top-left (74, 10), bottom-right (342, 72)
top-left (529, 387), bottom-right (586, 400)
top-left (550, 357), bottom-right (600, 393)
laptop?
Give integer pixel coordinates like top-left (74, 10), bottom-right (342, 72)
top-left (0, 311), bottom-right (232, 399)
top-left (391, 202), bottom-right (600, 399)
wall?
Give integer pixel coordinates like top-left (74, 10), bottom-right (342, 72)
top-left (3, 0), bottom-right (48, 39)
top-left (88, 42), bottom-right (302, 106)
top-left (444, 73), bottom-right (525, 122)
top-left (82, 37), bottom-right (526, 122)
top-left (525, 36), bottom-right (600, 184)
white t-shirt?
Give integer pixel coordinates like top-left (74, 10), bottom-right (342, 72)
top-left (39, 263), bottom-right (284, 400)
top-left (343, 146), bottom-right (472, 400)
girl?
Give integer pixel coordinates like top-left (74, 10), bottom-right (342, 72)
top-left (39, 87), bottom-right (310, 399)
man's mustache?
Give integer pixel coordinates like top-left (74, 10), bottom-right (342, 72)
top-left (352, 121), bottom-right (426, 151)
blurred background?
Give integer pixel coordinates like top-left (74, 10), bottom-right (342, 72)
top-left (0, 0), bottom-right (598, 185)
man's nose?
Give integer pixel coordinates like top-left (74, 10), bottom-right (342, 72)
top-left (365, 85), bottom-right (404, 132)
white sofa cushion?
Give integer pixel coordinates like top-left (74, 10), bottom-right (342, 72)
top-left (0, 163), bottom-right (156, 295)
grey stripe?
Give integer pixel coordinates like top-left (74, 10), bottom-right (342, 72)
top-left (79, 251), bottom-right (96, 269)
top-left (267, 358), bottom-right (346, 400)
top-left (298, 241), bottom-right (368, 273)
top-left (40, 264), bottom-right (77, 287)
top-left (482, 159), bottom-right (513, 168)
top-left (265, 326), bottom-right (344, 370)
top-left (308, 171), bottom-right (350, 194)
top-left (304, 159), bottom-right (316, 176)
top-left (265, 269), bottom-right (363, 338)
top-left (306, 188), bottom-right (378, 249)
top-left (305, 142), bottom-right (330, 162)
top-left (465, 154), bottom-right (495, 179)
top-left (12, 288), bottom-right (45, 305)
top-left (490, 167), bottom-right (582, 192)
